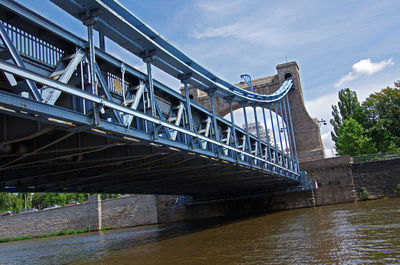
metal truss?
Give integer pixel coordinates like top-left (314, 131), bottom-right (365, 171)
top-left (0, 0), bottom-right (316, 196)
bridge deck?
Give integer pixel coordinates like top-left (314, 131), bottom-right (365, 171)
top-left (0, 92), bottom-right (298, 200)
top-left (0, 0), bottom-right (314, 200)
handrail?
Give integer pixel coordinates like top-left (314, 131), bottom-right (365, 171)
top-left (50, 0), bottom-right (293, 105)
top-left (0, 60), bottom-right (300, 178)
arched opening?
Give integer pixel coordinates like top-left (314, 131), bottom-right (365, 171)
top-left (223, 106), bottom-right (292, 154)
top-left (284, 73), bottom-right (292, 80)
top-left (189, 95), bottom-right (194, 100)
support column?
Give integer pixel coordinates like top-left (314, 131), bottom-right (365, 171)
top-left (286, 95), bottom-right (300, 173)
top-left (269, 103), bottom-right (278, 161)
top-left (225, 96), bottom-right (238, 161)
top-left (275, 103), bottom-right (284, 154)
top-left (261, 105), bottom-right (272, 161)
top-left (207, 88), bottom-right (220, 143)
top-left (121, 63), bottom-right (126, 106)
top-left (241, 102), bottom-right (252, 154)
top-left (181, 76), bottom-right (194, 132)
top-left (83, 10), bottom-right (100, 125)
top-left (99, 32), bottom-right (105, 51)
top-left (88, 194), bottom-right (102, 231)
top-left (144, 56), bottom-right (156, 117)
top-left (282, 96), bottom-right (295, 170)
top-left (225, 97), bottom-right (238, 148)
top-left (252, 103), bottom-right (262, 158)
top-left (279, 101), bottom-right (289, 155)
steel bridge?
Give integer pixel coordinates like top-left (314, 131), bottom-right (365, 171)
top-left (0, 0), bottom-right (316, 201)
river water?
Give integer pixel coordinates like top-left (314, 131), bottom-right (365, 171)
top-left (1, 198), bottom-right (399, 264)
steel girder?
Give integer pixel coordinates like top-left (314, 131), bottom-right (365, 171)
top-left (0, 0), bottom-right (316, 196)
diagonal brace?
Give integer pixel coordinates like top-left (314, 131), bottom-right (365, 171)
top-left (94, 63), bottom-right (123, 124)
top-left (42, 48), bottom-right (86, 105)
top-left (0, 22), bottom-right (42, 101)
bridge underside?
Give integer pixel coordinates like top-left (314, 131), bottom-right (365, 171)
top-left (0, 93), bottom-right (299, 200)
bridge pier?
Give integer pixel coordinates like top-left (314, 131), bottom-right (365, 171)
top-left (156, 191), bottom-right (315, 223)
top-left (88, 194), bottom-right (102, 231)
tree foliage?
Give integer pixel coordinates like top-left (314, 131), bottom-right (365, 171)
top-left (331, 83), bottom-right (400, 156)
top-left (31, 193), bottom-right (88, 209)
top-left (0, 193), bottom-right (31, 213)
top-left (330, 88), bottom-right (363, 142)
top-left (361, 85), bottom-right (400, 150)
top-left (1, 192), bottom-right (123, 213)
top-left (335, 118), bottom-right (377, 156)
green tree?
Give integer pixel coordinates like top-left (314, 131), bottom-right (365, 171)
top-left (0, 193), bottom-right (12, 212)
top-left (330, 88), bottom-right (363, 142)
top-left (31, 193), bottom-right (89, 209)
top-left (361, 84), bottom-right (400, 150)
top-left (100, 194), bottom-right (121, 200)
top-left (335, 118), bottom-right (377, 156)
top-left (0, 193), bottom-right (26, 213)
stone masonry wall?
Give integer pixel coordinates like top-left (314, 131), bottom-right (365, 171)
top-left (352, 158), bottom-right (400, 199)
top-left (101, 195), bottom-right (157, 229)
top-left (0, 195), bottom-right (157, 238)
top-left (301, 156), bottom-right (356, 206)
top-left (157, 191), bottom-right (315, 223)
top-left (1, 158), bottom-right (398, 239)
top-left (184, 61), bottom-right (325, 163)
top-left (0, 201), bottom-right (95, 238)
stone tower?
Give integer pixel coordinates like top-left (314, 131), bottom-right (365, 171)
top-left (183, 61), bottom-right (325, 163)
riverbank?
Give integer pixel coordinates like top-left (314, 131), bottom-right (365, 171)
top-left (1, 198), bottom-right (399, 265)
top-left (1, 157), bottom-right (398, 240)
top-left (0, 227), bottom-right (110, 243)
top-left (2, 194), bottom-right (398, 243)
top-left (0, 194), bottom-right (157, 239)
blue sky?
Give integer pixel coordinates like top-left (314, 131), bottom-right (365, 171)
top-left (18, 0), bottom-right (400, 154)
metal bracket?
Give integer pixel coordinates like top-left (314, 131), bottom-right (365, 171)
top-left (80, 9), bottom-right (100, 26)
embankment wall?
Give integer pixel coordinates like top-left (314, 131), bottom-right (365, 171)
top-left (352, 158), bottom-right (400, 199)
top-left (301, 156), bottom-right (356, 206)
top-left (0, 195), bottom-right (157, 238)
top-left (156, 191), bottom-right (315, 223)
top-left (1, 158), bottom-right (398, 238)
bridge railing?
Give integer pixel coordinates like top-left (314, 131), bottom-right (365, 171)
top-left (353, 151), bottom-right (400, 163)
top-left (0, 20), bottom-right (64, 67)
top-left (0, 0), bottom-right (313, 189)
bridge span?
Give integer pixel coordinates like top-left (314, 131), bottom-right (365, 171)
top-left (0, 0), bottom-right (315, 201)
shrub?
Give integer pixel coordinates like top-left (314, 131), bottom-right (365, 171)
top-left (360, 187), bottom-right (370, 200)
top-left (393, 184), bottom-right (400, 194)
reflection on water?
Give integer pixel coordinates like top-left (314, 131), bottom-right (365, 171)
top-left (1, 198), bottom-right (399, 264)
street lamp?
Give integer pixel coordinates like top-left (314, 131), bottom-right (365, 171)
top-left (318, 119), bottom-right (327, 127)
top-left (240, 74), bottom-right (253, 92)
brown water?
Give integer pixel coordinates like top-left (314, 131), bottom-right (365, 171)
top-left (1, 198), bottom-right (399, 264)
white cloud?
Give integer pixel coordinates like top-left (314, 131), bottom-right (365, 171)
top-left (321, 132), bottom-right (334, 149)
top-left (196, 0), bottom-right (243, 13)
top-left (194, 23), bottom-right (242, 39)
top-left (304, 92), bottom-right (336, 150)
top-left (193, 20), bottom-right (335, 46)
top-left (191, 1), bottom-right (365, 48)
top-left (335, 58), bottom-right (394, 88)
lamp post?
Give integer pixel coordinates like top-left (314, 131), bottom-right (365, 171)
top-left (318, 119), bottom-right (327, 127)
top-left (240, 74), bottom-right (253, 92)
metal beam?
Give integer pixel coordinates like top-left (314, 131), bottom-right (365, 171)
top-left (0, 21), bottom-right (42, 101)
top-left (0, 131), bottom-right (74, 169)
top-left (42, 49), bottom-right (86, 105)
